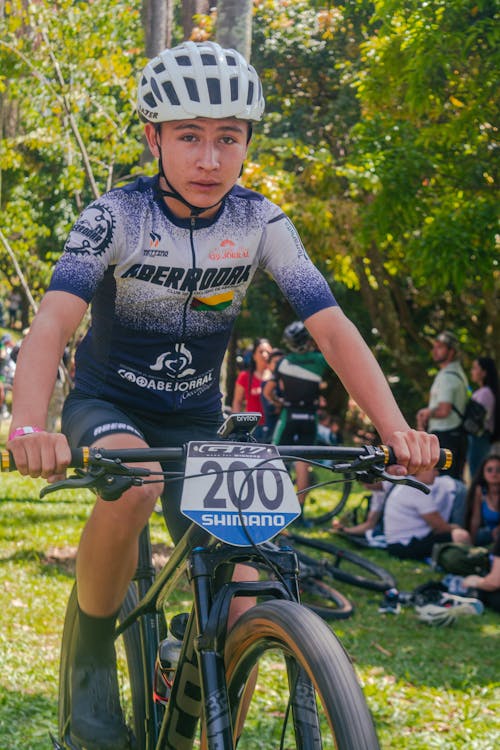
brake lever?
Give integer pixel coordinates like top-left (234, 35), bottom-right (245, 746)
top-left (357, 464), bottom-right (431, 494)
top-left (40, 464), bottom-right (151, 500)
top-left (40, 469), bottom-right (103, 498)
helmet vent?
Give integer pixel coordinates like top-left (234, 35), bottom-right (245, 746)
top-left (184, 77), bottom-right (200, 102)
top-left (230, 77), bottom-right (239, 101)
top-left (151, 78), bottom-right (163, 102)
top-left (153, 62), bottom-right (166, 75)
top-left (247, 81), bottom-right (254, 105)
top-left (226, 54), bottom-right (237, 66)
top-left (201, 53), bottom-right (217, 65)
top-left (176, 55), bottom-right (191, 66)
top-left (207, 78), bottom-right (222, 104)
top-left (143, 92), bottom-right (157, 108)
top-left (162, 80), bottom-right (180, 106)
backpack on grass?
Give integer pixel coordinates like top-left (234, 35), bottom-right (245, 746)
top-left (432, 542), bottom-right (490, 576)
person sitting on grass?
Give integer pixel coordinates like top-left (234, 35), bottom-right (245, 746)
top-left (384, 467), bottom-right (471, 561)
top-left (463, 534), bottom-right (500, 613)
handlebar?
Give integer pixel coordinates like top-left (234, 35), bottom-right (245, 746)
top-left (0, 443), bottom-right (452, 472)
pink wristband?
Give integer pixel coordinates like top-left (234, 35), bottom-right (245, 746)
top-left (9, 426), bottom-right (44, 440)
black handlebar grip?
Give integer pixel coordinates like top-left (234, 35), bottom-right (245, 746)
top-left (0, 447), bottom-right (86, 472)
top-left (383, 446), bottom-right (452, 470)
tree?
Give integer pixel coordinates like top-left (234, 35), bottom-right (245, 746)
top-left (0, 0), bottom-right (145, 316)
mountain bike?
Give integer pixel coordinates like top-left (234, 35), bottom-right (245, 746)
top-left (2, 413), bottom-right (449, 750)
top-left (281, 530), bottom-right (397, 593)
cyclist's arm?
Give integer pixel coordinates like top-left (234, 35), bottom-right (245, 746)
top-left (305, 306), bottom-right (439, 473)
top-left (8, 291), bottom-right (88, 479)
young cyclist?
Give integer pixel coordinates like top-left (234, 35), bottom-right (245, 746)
top-left (264, 321), bottom-right (328, 511)
top-left (7, 41), bottom-right (439, 749)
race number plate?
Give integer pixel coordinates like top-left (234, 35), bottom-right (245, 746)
top-left (181, 442), bottom-right (300, 546)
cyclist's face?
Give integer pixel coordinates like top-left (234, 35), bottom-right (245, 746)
top-left (146, 118), bottom-right (250, 218)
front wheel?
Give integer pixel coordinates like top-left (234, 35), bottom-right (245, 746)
top-left (57, 584), bottom-right (148, 749)
top-left (224, 599), bottom-right (380, 749)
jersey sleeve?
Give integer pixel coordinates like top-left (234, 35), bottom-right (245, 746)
top-left (48, 195), bottom-right (122, 302)
top-left (258, 210), bottom-right (337, 320)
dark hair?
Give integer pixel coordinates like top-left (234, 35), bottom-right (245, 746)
top-left (465, 453), bottom-right (500, 530)
top-left (476, 357), bottom-right (500, 440)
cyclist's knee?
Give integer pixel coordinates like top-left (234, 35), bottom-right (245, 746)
top-left (228, 563), bottom-right (258, 630)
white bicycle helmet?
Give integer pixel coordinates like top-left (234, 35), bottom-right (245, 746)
top-left (137, 41), bottom-right (265, 123)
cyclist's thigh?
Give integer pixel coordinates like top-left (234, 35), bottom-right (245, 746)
top-left (153, 412), bottom-right (223, 543)
top-left (62, 392), bottom-right (146, 447)
top-left (61, 393), bottom-right (165, 512)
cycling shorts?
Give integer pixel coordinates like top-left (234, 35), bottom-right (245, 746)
top-left (61, 391), bottom-right (222, 543)
top-left (271, 407), bottom-right (318, 446)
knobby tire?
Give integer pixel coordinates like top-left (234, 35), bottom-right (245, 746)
top-left (224, 599), bottom-right (380, 750)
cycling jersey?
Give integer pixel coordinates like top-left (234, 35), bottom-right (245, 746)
top-left (49, 176), bottom-right (337, 415)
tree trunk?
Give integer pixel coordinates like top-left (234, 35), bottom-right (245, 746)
top-left (142, 0), bottom-right (174, 57)
top-left (215, 0), bottom-right (253, 60)
top-left (182, 1), bottom-right (211, 40)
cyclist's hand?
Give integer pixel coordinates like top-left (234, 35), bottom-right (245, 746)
top-left (385, 429), bottom-right (440, 477)
top-left (7, 430), bottom-right (71, 482)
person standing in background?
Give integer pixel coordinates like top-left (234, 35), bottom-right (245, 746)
top-left (467, 356), bottom-right (499, 478)
top-left (231, 337), bottom-right (272, 441)
top-left (417, 331), bottom-right (468, 480)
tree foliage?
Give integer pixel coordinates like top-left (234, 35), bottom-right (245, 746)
top-left (0, 0), bottom-right (498, 417)
top-left (0, 0), bottom-right (145, 303)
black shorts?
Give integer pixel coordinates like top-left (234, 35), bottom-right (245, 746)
top-left (61, 391), bottom-right (223, 543)
top-left (387, 531), bottom-right (452, 561)
top-left (272, 408), bottom-right (317, 446)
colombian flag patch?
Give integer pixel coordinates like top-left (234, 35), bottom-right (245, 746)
top-left (191, 290), bottom-right (234, 311)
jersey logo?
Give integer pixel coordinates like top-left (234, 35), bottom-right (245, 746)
top-left (65, 203), bottom-right (115, 256)
top-left (191, 290), bottom-right (234, 311)
top-left (149, 343), bottom-right (196, 377)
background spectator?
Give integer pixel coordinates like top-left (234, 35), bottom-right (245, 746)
top-left (384, 466), bottom-right (470, 560)
top-left (264, 321), bottom-right (328, 513)
top-left (463, 534), bottom-right (500, 613)
top-left (231, 337), bottom-right (272, 441)
top-left (467, 356), bottom-right (499, 478)
top-left (260, 347), bottom-right (284, 442)
top-left (416, 331), bottom-right (468, 480)
top-left (465, 454), bottom-right (500, 546)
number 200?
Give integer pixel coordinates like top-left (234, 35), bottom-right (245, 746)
top-left (201, 460), bottom-right (284, 510)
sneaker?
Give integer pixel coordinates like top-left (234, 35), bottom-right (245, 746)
top-left (378, 588), bottom-right (401, 615)
top-left (415, 593), bottom-right (484, 627)
top-left (71, 661), bottom-right (130, 750)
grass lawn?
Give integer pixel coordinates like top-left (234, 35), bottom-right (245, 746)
top-left (0, 468), bottom-right (499, 748)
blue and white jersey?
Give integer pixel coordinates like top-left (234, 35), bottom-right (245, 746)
top-left (49, 176), bottom-right (337, 415)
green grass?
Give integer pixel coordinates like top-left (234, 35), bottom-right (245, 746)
top-left (0, 474), bottom-right (499, 749)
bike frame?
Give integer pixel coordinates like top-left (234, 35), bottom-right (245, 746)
top-left (120, 518), bottom-right (301, 750)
